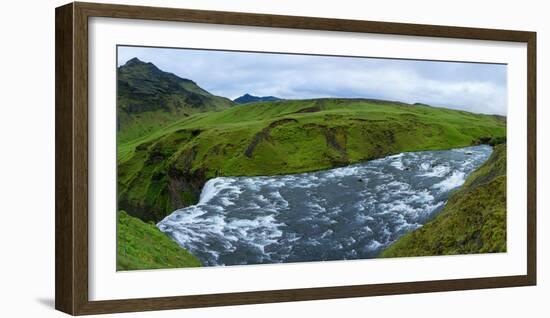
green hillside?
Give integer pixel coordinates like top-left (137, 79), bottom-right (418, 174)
top-left (380, 144), bottom-right (507, 257)
top-left (117, 210), bottom-right (201, 270)
top-left (117, 97), bottom-right (506, 223)
top-left (117, 58), bottom-right (234, 143)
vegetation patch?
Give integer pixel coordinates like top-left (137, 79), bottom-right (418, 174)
top-left (117, 210), bottom-right (201, 270)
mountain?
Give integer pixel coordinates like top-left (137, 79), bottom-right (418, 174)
top-left (117, 58), bottom-right (234, 142)
top-left (234, 93), bottom-right (282, 104)
top-left (117, 98), bottom-right (506, 223)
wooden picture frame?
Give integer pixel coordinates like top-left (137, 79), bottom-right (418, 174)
top-left (55, 2), bottom-right (536, 315)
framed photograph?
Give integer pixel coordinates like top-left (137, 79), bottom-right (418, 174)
top-left (55, 2), bottom-right (536, 315)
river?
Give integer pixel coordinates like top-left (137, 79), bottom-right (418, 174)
top-left (157, 145), bottom-right (492, 266)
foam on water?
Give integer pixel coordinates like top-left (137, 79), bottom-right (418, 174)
top-left (432, 171), bottom-right (466, 192)
top-left (420, 164), bottom-right (450, 177)
top-left (198, 178), bottom-right (238, 205)
top-left (157, 145), bottom-right (493, 266)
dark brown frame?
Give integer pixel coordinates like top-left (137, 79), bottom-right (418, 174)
top-left (55, 1), bottom-right (537, 315)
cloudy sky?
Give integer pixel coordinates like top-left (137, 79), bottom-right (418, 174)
top-left (118, 46), bottom-right (507, 115)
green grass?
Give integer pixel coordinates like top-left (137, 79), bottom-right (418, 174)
top-left (117, 98), bottom-right (506, 222)
top-left (380, 144), bottom-right (507, 257)
top-left (117, 210), bottom-right (201, 270)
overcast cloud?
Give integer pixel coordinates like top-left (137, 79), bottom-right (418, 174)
top-left (118, 46), bottom-right (507, 116)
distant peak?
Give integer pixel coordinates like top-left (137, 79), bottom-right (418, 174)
top-left (234, 94), bottom-right (282, 104)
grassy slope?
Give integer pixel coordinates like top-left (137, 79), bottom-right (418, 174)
top-left (117, 210), bottom-right (201, 270)
top-left (380, 144), bottom-right (507, 257)
top-left (118, 98), bottom-right (506, 222)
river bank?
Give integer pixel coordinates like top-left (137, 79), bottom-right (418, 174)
top-left (381, 144), bottom-right (506, 257)
top-left (157, 145), bottom-right (494, 266)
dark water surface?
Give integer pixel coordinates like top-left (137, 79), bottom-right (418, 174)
top-left (157, 145), bottom-right (492, 266)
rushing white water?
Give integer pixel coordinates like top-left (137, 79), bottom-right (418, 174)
top-left (157, 145), bottom-right (492, 266)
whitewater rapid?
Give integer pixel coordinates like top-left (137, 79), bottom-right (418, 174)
top-left (157, 145), bottom-right (492, 266)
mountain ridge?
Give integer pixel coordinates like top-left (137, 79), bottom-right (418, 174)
top-left (234, 93), bottom-right (282, 104)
